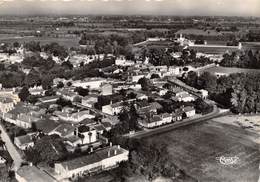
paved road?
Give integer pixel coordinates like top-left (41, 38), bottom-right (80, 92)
top-left (0, 120), bottom-right (23, 171)
top-left (126, 105), bottom-right (229, 139)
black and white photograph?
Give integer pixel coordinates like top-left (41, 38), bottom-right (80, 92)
top-left (0, 0), bottom-right (259, 181)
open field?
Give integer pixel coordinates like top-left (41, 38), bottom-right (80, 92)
top-left (213, 115), bottom-right (260, 144)
top-left (0, 35), bottom-right (80, 48)
top-left (202, 66), bottom-right (260, 75)
top-left (146, 120), bottom-right (260, 182)
top-left (176, 28), bottom-right (221, 36)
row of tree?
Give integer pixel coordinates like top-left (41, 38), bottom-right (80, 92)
top-left (183, 71), bottom-right (260, 113)
top-left (220, 50), bottom-right (260, 69)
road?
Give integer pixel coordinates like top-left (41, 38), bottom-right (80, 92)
top-left (126, 105), bottom-right (229, 139)
top-left (0, 120), bottom-right (24, 171)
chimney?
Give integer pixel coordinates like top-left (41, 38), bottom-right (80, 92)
top-left (109, 142), bottom-right (112, 147)
top-left (90, 147), bottom-right (93, 153)
top-left (118, 145), bottom-right (120, 150)
top-left (108, 150), bottom-right (110, 157)
top-left (114, 149), bottom-right (117, 155)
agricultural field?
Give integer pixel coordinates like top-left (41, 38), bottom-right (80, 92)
top-left (202, 66), bottom-right (260, 75)
top-left (146, 120), bottom-right (260, 182)
top-left (176, 28), bottom-right (221, 36)
top-left (0, 35), bottom-right (80, 48)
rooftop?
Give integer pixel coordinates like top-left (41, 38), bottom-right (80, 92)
top-left (52, 124), bottom-right (75, 137)
top-left (16, 166), bottom-right (55, 182)
top-left (15, 134), bottom-right (33, 145)
top-left (59, 146), bottom-right (126, 171)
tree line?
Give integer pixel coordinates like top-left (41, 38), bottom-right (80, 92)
top-left (183, 71), bottom-right (260, 114)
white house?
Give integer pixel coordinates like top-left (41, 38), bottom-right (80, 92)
top-left (0, 97), bottom-right (15, 113)
top-left (183, 106), bottom-right (196, 118)
top-left (55, 110), bottom-right (95, 123)
top-left (72, 78), bottom-right (106, 89)
top-left (76, 125), bottom-right (97, 145)
top-left (102, 102), bottom-right (124, 115)
top-left (14, 134), bottom-right (34, 150)
top-left (101, 84), bottom-right (113, 96)
top-left (81, 95), bottom-right (98, 108)
top-left (54, 145), bottom-right (129, 180)
top-left (29, 86), bottom-right (45, 96)
top-left (176, 92), bottom-right (196, 102)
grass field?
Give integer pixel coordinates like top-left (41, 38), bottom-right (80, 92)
top-left (146, 120), bottom-right (260, 182)
top-left (202, 66), bottom-right (260, 75)
top-left (0, 35), bottom-right (80, 48)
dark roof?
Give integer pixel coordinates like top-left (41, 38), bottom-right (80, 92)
top-left (78, 125), bottom-right (90, 133)
top-left (15, 135), bottom-right (33, 145)
top-left (102, 122), bottom-right (112, 128)
top-left (93, 124), bottom-right (106, 132)
top-left (79, 118), bottom-right (96, 126)
top-left (53, 124), bottom-right (75, 137)
top-left (35, 119), bottom-right (60, 134)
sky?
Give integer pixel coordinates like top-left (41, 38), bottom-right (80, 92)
top-left (0, 0), bottom-right (259, 17)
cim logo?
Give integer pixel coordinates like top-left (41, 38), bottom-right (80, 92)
top-left (216, 156), bottom-right (239, 166)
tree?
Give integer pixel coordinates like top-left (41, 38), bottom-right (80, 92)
top-left (27, 135), bottom-right (67, 165)
top-left (74, 87), bottom-right (89, 97)
top-left (138, 77), bottom-right (151, 91)
top-left (18, 87), bottom-right (30, 102)
top-left (13, 41), bottom-right (20, 48)
top-left (41, 75), bottom-right (53, 90)
top-left (185, 71), bottom-right (198, 88)
top-left (57, 81), bottom-right (64, 89)
top-left (197, 72), bottom-right (217, 93)
top-left (150, 73), bottom-right (160, 79)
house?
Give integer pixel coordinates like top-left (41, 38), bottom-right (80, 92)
top-left (14, 134), bottom-right (34, 150)
top-left (81, 95), bottom-right (98, 108)
top-left (56, 89), bottom-right (81, 102)
top-left (102, 102), bottom-right (124, 115)
top-left (115, 56), bottom-right (135, 66)
top-left (102, 122), bottom-right (112, 131)
top-left (0, 97), bottom-right (15, 113)
top-left (72, 78), bottom-right (106, 89)
top-left (101, 84), bottom-right (113, 96)
top-left (136, 93), bottom-right (148, 100)
top-left (93, 124), bottom-right (106, 135)
top-left (138, 115), bottom-right (163, 128)
top-left (158, 89), bottom-right (168, 96)
top-left (0, 156), bottom-right (6, 164)
top-left (161, 113), bottom-right (172, 124)
top-left (49, 124), bottom-right (76, 138)
top-left (55, 110), bottom-right (95, 123)
top-left (175, 92), bottom-right (196, 102)
top-left (199, 89), bottom-right (208, 99)
top-left (136, 101), bottom-right (161, 115)
top-left (172, 110), bottom-right (183, 121)
top-left (38, 96), bottom-right (60, 104)
top-left (76, 125), bottom-right (97, 145)
top-left (54, 145), bottom-right (129, 180)
top-left (35, 119), bottom-right (60, 135)
top-left (15, 113), bottom-right (41, 129)
top-left (16, 165), bottom-right (56, 182)
top-left (65, 136), bottom-right (82, 148)
top-left (0, 88), bottom-right (20, 113)
top-left (29, 86), bottom-right (45, 96)
top-left (183, 106), bottom-right (196, 118)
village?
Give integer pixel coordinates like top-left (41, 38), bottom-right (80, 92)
top-left (0, 16), bottom-right (259, 181)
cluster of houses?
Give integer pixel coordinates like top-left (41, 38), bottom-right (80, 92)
top-left (0, 85), bottom-right (20, 114)
top-left (138, 106), bottom-right (195, 128)
top-left (0, 39), bottom-right (217, 182)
